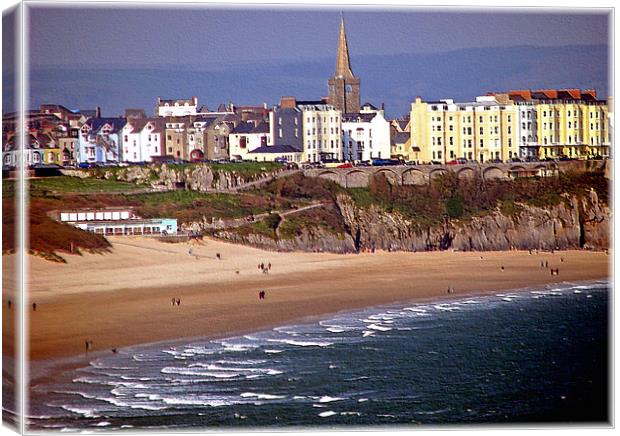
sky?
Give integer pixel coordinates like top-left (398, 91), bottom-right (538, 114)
top-left (3, 3), bottom-right (611, 116)
top-left (27, 5), bottom-right (610, 69)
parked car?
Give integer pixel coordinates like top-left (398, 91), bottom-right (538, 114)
top-left (337, 162), bottom-right (353, 168)
top-left (429, 160), bottom-right (442, 165)
top-left (446, 160), bottom-right (459, 165)
top-left (525, 156), bottom-right (539, 162)
top-left (490, 158), bottom-right (503, 164)
top-left (456, 158), bottom-right (468, 164)
top-left (355, 160), bottom-right (372, 167)
top-left (508, 157), bottom-right (523, 163)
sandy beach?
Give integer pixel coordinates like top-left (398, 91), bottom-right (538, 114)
top-left (2, 236), bottom-right (610, 364)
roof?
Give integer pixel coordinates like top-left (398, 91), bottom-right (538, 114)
top-left (157, 97), bottom-right (196, 106)
top-left (248, 144), bottom-right (303, 154)
top-left (361, 102), bottom-right (378, 110)
top-left (231, 121), bottom-right (270, 135)
top-left (86, 117), bottom-right (126, 134)
top-left (342, 113), bottom-right (376, 123)
top-left (391, 131), bottom-right (410, 144)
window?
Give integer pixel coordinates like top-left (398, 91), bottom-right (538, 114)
top-left (124, 135), bottom-right (128, 141)
top-left (278, 129), bottom-right (283, 138)
top-left (479, 116), bottom-right (483, 123)
top-left (507, 126), bottom-right (511, 134)
top-left (480, 127), bottom-right (484, 135)
top-left (479, 139), bottom-right (484, 147)
top-left (278, 117), bottom-right (282, 126)
top-left (507, 115), bottom-right (511, 122)
top-left (508, 138), bottom-right (512, 147)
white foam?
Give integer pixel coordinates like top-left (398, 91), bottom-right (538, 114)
top-left (362, 331), bottom-right (375, 337)
top-left (325, 327), bottom-right (346, 333)
top-left (59, 406), bottom-right (101, 419)
top-left (93, 422), bottom-right (111, 427)
top-left (240, 392), bottom-right (286, 400)
top-left (358, 398), bottom-right (369, 402)
top-left (367, 324), bottom-right (392, 332)
top-left (319, 411), bottom-right (337, 417)
top-left (340, 411), bottom-right (361, 416)
top-left (268, 339), bottom-right (334, 347)
top-left (433, 304), bottom-right (460, 312)
top-left (264, 349), bottom-right (283, 354)
top-left (318, 396), bottom-right (344, 403)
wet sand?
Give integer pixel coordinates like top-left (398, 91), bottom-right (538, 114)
top-left (1, 236), bottom-right (610, 364)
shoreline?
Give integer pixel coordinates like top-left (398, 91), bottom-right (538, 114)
top-left (27, 277), bottom-right (609, 392)
top-left (1, 236), bottom-right (610, 384)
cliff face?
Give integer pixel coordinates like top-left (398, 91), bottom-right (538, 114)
top-left (335, 190), bottom-right (610, 252)
top-left (61, 164), bottom-right (284, 192)
top-left (214, 227), bottom-right (356, 254)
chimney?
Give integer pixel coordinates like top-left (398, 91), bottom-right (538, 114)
top-left (280, 96), bottom-right (297, 109)
top-left (95, 106), bottom-right (101, 118)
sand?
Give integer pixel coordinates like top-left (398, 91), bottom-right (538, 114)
top-left (1, 236), bottom-right (611, 364)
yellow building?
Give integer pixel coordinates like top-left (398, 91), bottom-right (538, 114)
top-left (410, 96), bottom-right (518, 164)
top-left (412, 89), bottom-right (611, 163)
top-left (494, 89), bottom-right (610, 160)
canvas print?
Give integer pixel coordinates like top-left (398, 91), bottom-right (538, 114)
top-left (1, 1), bottom-right (613, 432)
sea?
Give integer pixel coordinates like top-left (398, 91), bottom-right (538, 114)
top-left (24, 280), bottom-right (610, 431)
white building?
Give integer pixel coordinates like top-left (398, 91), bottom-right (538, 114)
top-left (298, 102), bottom-right (342, 163)
top-left (156, 96), bottom-right (198, 117)
top-left (121, 118), bottom-right (165, 163)
top-left (515, 103), bottom-right (538, 158)
top-left (342, 103), bottom-right (391, 162)
top-left (228, 121), bottom-right (271, 161)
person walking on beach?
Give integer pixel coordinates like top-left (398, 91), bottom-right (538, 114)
top-left (32, 302), bottom-right (36, 311)
top-left (268, 262), bottom-right (271, 271)
top-left (545, 261), bottom-right (548, 268)
top-left (7, 300), bottom-right (11, 309)
top-left (216, 253), bottom-right (221, 260)
top-left (176, 298), bottom-right (181, 306)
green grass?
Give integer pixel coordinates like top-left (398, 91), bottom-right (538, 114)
top-left (128, 191), bottom-right (276, 222)
top-left (2, 176), bottom-right (143, 197)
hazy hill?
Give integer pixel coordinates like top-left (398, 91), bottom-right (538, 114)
top-left (4, 44), bottom-right (608, 117)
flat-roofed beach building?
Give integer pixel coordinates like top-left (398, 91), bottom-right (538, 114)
top-left (56, 207), bottom-right (178, 236)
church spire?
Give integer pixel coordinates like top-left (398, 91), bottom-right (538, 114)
top-left (335, 15), bottom-right (355, 78)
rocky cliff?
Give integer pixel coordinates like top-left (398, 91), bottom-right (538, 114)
top-left (61, 164), bottom-right (285, 192)
top-left (212, 190), bottom-right (609, 254)
top-left (335, 189), bottom-right (610, 252)
top-left (214, 226), bottom-right (356, 254)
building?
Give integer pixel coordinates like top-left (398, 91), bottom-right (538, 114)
top-left (55, 207), bottom-right (177, 236)
top-left (410, 96), bottom-right (519, 164)
top-left (327, 16), bottom-right (360, 115)
top-left (229, 121), bottom-right (271, 161)
top-left (77, 117), bottom-right (125, 164)
top-left (156, 96), bottom-right (198, 117)
top-left (298, 101), bottom-right (342, 163)
top-left (270, 97), bottom-right (304, 151)
top-left (247, 143), bottom-right (304, 163)
top-left (341, 103), bottom-right (391, 162)
top-left (164, 117), bottom-right (191, 160)
top-left (121, 118), bottom-right (165, 163)
top-left (490, 89), bottom-right (610, 159)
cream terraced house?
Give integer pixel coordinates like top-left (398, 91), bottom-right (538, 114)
top-left (298, 101), bottom-right (342, 163)
top-left (410, 96), bottom-right (518, 164)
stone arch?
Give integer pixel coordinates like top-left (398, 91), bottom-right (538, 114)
top-left (429, 168), bottom-right (447, 180)
top-left (374, 168), bottom-right (398, 185)
top-left (456, 166), bottom-right (476, 180)
top-left (317, 171), bottom-right (340, 184)
top-left (509, 165), bottom-right (526, 173)
top-left (402, 168), bottom-right (427, 185)
top-left (482, 166), bottom-right (505, 180)
top-left (345, 170), bottom-right (371, 188)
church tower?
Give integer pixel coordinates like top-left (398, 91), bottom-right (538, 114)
top-left (328, 16), bottom-right (360, 114)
